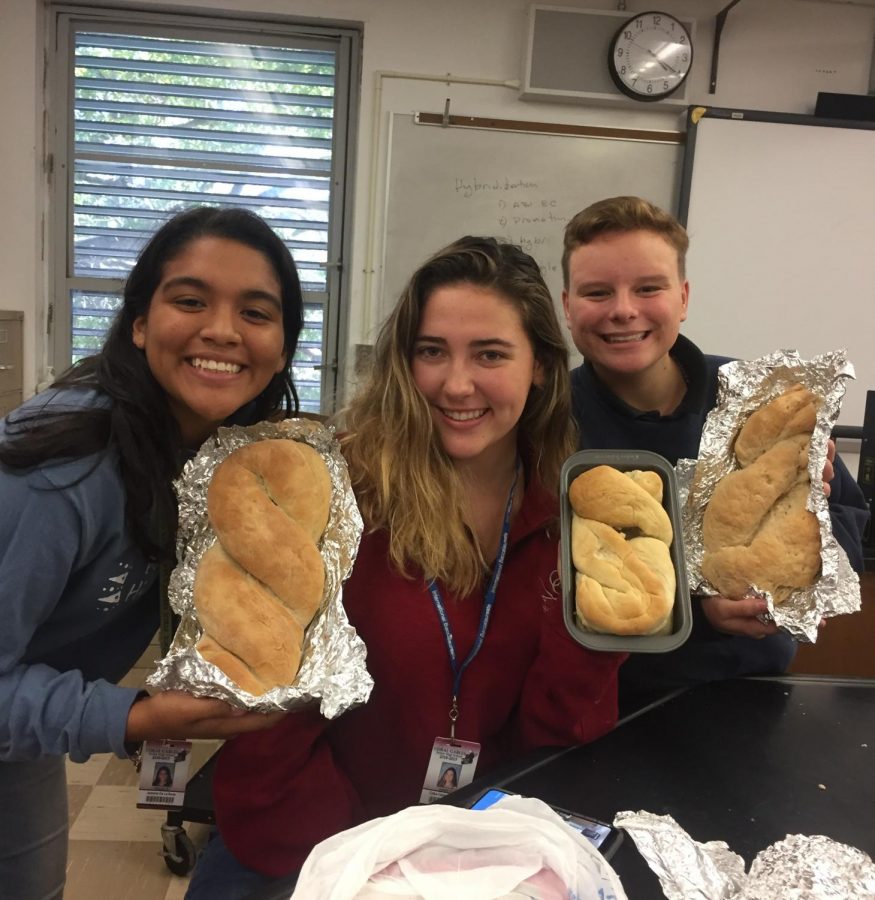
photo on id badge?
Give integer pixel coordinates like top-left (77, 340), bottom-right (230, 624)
top-left (420, 737), bottom-right (481, 804)
top-left (136, 739), bottom-right (192, 809)
top-left (151, 762), bottom-right (176, 789)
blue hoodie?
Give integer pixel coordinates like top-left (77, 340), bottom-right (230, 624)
top-left (0, 389), bottom-right (158, 761)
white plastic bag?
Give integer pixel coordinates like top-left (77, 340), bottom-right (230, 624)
top-left (291, 795), bottom-right (627, 900)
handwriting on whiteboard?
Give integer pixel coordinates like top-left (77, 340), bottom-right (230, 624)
top-left (453, 176), bottom-right (562, 273)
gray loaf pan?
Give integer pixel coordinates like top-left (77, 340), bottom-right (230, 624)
top-left (560, 449), bottom-right (692, 653)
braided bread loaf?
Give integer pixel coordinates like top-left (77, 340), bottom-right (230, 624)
top-left (702, 384), bottom-right (822, 603)
top-left (194, 439), bottom-right (331, 694)
top-left (569, 466), bottom-right (675, 635)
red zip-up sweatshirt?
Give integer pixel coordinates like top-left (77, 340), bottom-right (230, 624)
top-left (213, 478), bottom-right (624, 877)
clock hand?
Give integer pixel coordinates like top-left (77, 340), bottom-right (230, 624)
top-left (630, 39), bottom-right (680, 75)
top-left (646, 48), bottom-right (679, 75)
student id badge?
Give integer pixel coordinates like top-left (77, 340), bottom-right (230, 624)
top-left (136, 739), bottom-right (193, 809)
top-left (420, 737), bottom-right (481, 804)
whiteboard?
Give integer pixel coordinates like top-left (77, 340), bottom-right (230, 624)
top-left (680, 109), bottom-right (875, 429)
top-left (381, 113), bottom-right (684, 362)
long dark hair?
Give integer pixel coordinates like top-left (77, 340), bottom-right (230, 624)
top-left (0, 206), bottom-right (304, 560)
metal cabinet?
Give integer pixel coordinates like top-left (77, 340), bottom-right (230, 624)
top-left (0, 310), bottom-right (23, 417)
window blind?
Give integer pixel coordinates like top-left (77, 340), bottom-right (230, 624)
top-left (66, 28), bottom-right (342, 411)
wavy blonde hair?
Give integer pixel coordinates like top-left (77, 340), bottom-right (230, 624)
top-left (340, 236), bottom-right (576, 596)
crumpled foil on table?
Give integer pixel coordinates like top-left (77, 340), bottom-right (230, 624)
top-left (677, 349), bottom-right (861, 643)
top-left (613, 811), bottom-right (875, 899)
top-left (146, 418), bottom-right (373, 718)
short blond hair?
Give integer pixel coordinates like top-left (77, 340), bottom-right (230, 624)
top-left (562, 196), bottom-right (689, 287)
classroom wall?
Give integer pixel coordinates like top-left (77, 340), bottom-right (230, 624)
top-left (3, 0), bottom-right (875, 412)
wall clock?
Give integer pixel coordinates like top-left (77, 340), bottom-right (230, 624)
top-left (608, 11), bottom-right (694, 102)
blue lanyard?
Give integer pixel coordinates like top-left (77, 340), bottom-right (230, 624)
top-left (428, 461), bottom-right (520, 739)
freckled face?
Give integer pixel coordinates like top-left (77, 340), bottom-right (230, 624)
top-left (562, 229), bottom-right (689, 382)
top-left (411, 283), bottom-right (543, 472)
top-left (132, 237), bottom-right (287, 447)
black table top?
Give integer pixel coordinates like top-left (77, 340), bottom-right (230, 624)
top-left (482, 676), bottom-right (875, 898)
top-left (245, 676), bottom-right (874, 900)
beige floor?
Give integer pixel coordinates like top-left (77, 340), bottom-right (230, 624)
top-left (64, 636), bottom-right (220, 900)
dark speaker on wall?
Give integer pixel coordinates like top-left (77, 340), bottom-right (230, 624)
top-left (815, 92), bottom-right (875, 122)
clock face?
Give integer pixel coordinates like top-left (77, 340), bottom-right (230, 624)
top-left (609, 12), bottom-right (693, 102)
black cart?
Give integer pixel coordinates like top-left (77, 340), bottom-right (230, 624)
top-left (159, 750), bottom-right (218, 875)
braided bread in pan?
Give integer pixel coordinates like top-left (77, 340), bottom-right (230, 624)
top-left (569, 465), bottom-right (675, 635)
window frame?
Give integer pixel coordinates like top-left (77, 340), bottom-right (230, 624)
top-left (46, 3), bottom-right (361, 413)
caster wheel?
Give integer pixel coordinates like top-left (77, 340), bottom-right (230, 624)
top-left (163, 830), bottom-right (197, 876)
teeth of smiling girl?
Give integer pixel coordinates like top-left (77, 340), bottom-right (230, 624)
top-left (191, 358), bottom-right (242, 374)
top-left (604, 333), bottom-right (647, 344)
top-left (442, 409), bottom-right (487, 421)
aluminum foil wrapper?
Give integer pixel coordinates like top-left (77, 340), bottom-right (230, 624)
top-left (614, 810), bottom-right (746, 899)
top-left (743, 834), bottom-right (875, 899)
top-left (679, 349), bottom-right (861, 642)
top-left (146, 418), bottom-right (373, 717)
top-left (613, 811), bottom-right (875, 899)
